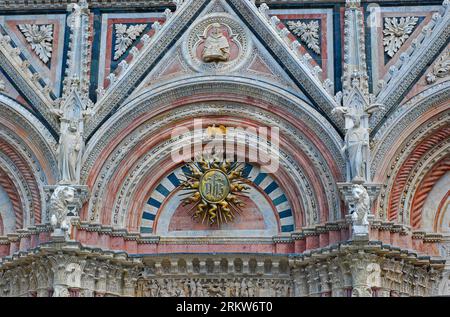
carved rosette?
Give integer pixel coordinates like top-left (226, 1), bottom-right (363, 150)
top-left (183, 13), bottom-right (252, 73)
top-left (286, 20), bottom-right (321, 55)
top-left (383, 16), bottom-right (419, 58)
top-left (18, 24), bottom-right (54, 64)
top-left (114, 24), bottom-right (147, 60)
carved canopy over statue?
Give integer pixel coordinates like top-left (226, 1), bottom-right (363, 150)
top-left (202, 23), bottom-right (230, 63)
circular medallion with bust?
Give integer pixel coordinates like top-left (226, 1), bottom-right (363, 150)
top-left (184, 13), bottom-right (251, 73)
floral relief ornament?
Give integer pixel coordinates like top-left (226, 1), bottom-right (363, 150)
top-left (18, 24), bottom-right (53, 64)
top-left (114, 23), bottom-right (147, 60)
top-left (426, 48), bottom-right (450, 84)
top-left (286, 20), bottom-right (321, 55)
top-left (383, 16), bottom-right (419, 58)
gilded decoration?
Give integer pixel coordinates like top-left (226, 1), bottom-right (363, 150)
top-left (179, 154), bottom-right (249, 226)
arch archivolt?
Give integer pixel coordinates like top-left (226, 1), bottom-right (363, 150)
top-left (372, 83), bottom-right (450, 176)
top-left (411, 158), bottom-right (450, 230)
top-left (399, 143), bottom-right (450, 226)
top-left (82, 79), bottom-right (344, 181)
top-left (0, 95), bottom-right (58, 179)
top-left (0, 153), bottom-right (34, 228)
top-left (372, 84), bottom-right (450, 223)
top-left (111, 130), bottom-right (313, 232)
top-left (0, 95), bottom-right (58, 228)
top-left (82, 81), bottom-right (345, 232)
top-left (85, 106), bottom-right (341, 230)
top-left (0, 168), bottom-right (20, 232)
top-left (379, 121), bottom-right (449, 223)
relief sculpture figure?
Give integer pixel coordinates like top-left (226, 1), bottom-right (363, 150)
top-left (202, 23), bottom-right (230, 63)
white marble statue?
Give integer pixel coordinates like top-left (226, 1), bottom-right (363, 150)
top-left (58, 122), bottom-right (83, 184)
top-left (342, 115), bottom-right (369, 184)
top-left (350, 184), bottom-right (370, 235)
top-left (202, 23), bottom-right (230, 63)
top-left (49, 186), bottom-right (75, 238)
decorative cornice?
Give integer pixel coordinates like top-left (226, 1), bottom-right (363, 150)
top-left (289, 241), bottom-right (445, 268)
top-left (0, 0), bottom-right (439, 11)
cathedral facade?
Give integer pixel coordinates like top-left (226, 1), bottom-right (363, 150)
top-left (0, 0), bottom-right (449, 297)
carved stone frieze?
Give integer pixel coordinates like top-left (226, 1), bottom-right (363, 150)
top-left (0, 241), bottom-right (443, 297)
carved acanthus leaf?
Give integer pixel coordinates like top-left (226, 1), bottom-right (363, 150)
top-left (114, 24), bottom-right (147, 60)
top-left (383, 16), bottom-right (418, 58)
top-left (286, 20), bottom-right (321, 55)
top-left (18, 24), bottom-right (53, 64)
top-left (426, 48), bottom-right (450, 84)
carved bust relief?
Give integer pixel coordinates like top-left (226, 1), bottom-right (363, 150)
top-left (183, 13), bottom-right (252, 73)
top-left (201, 23), bottom-right (231, 63)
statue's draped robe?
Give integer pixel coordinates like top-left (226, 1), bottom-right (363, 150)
top-left (58, 130), bottom-right (82, 183)
top-left (203, 34), bottom-right (230, 62)
top-left (345, 127), bottom-right (368, 182)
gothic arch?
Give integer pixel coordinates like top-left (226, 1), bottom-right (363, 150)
top-left (411, 157), bottom-right (450, 230)
top-left (372, 85), bottom-right (450, 223)
top-left (81, 79), bottom-right (345, 233)
top-left (0, 95), bottom-right (58, 229)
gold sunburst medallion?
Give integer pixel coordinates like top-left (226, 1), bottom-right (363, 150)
top-left (179, 156), bottom-right (249, 226)
top-left (199, 169), bottom-right (230, 203)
